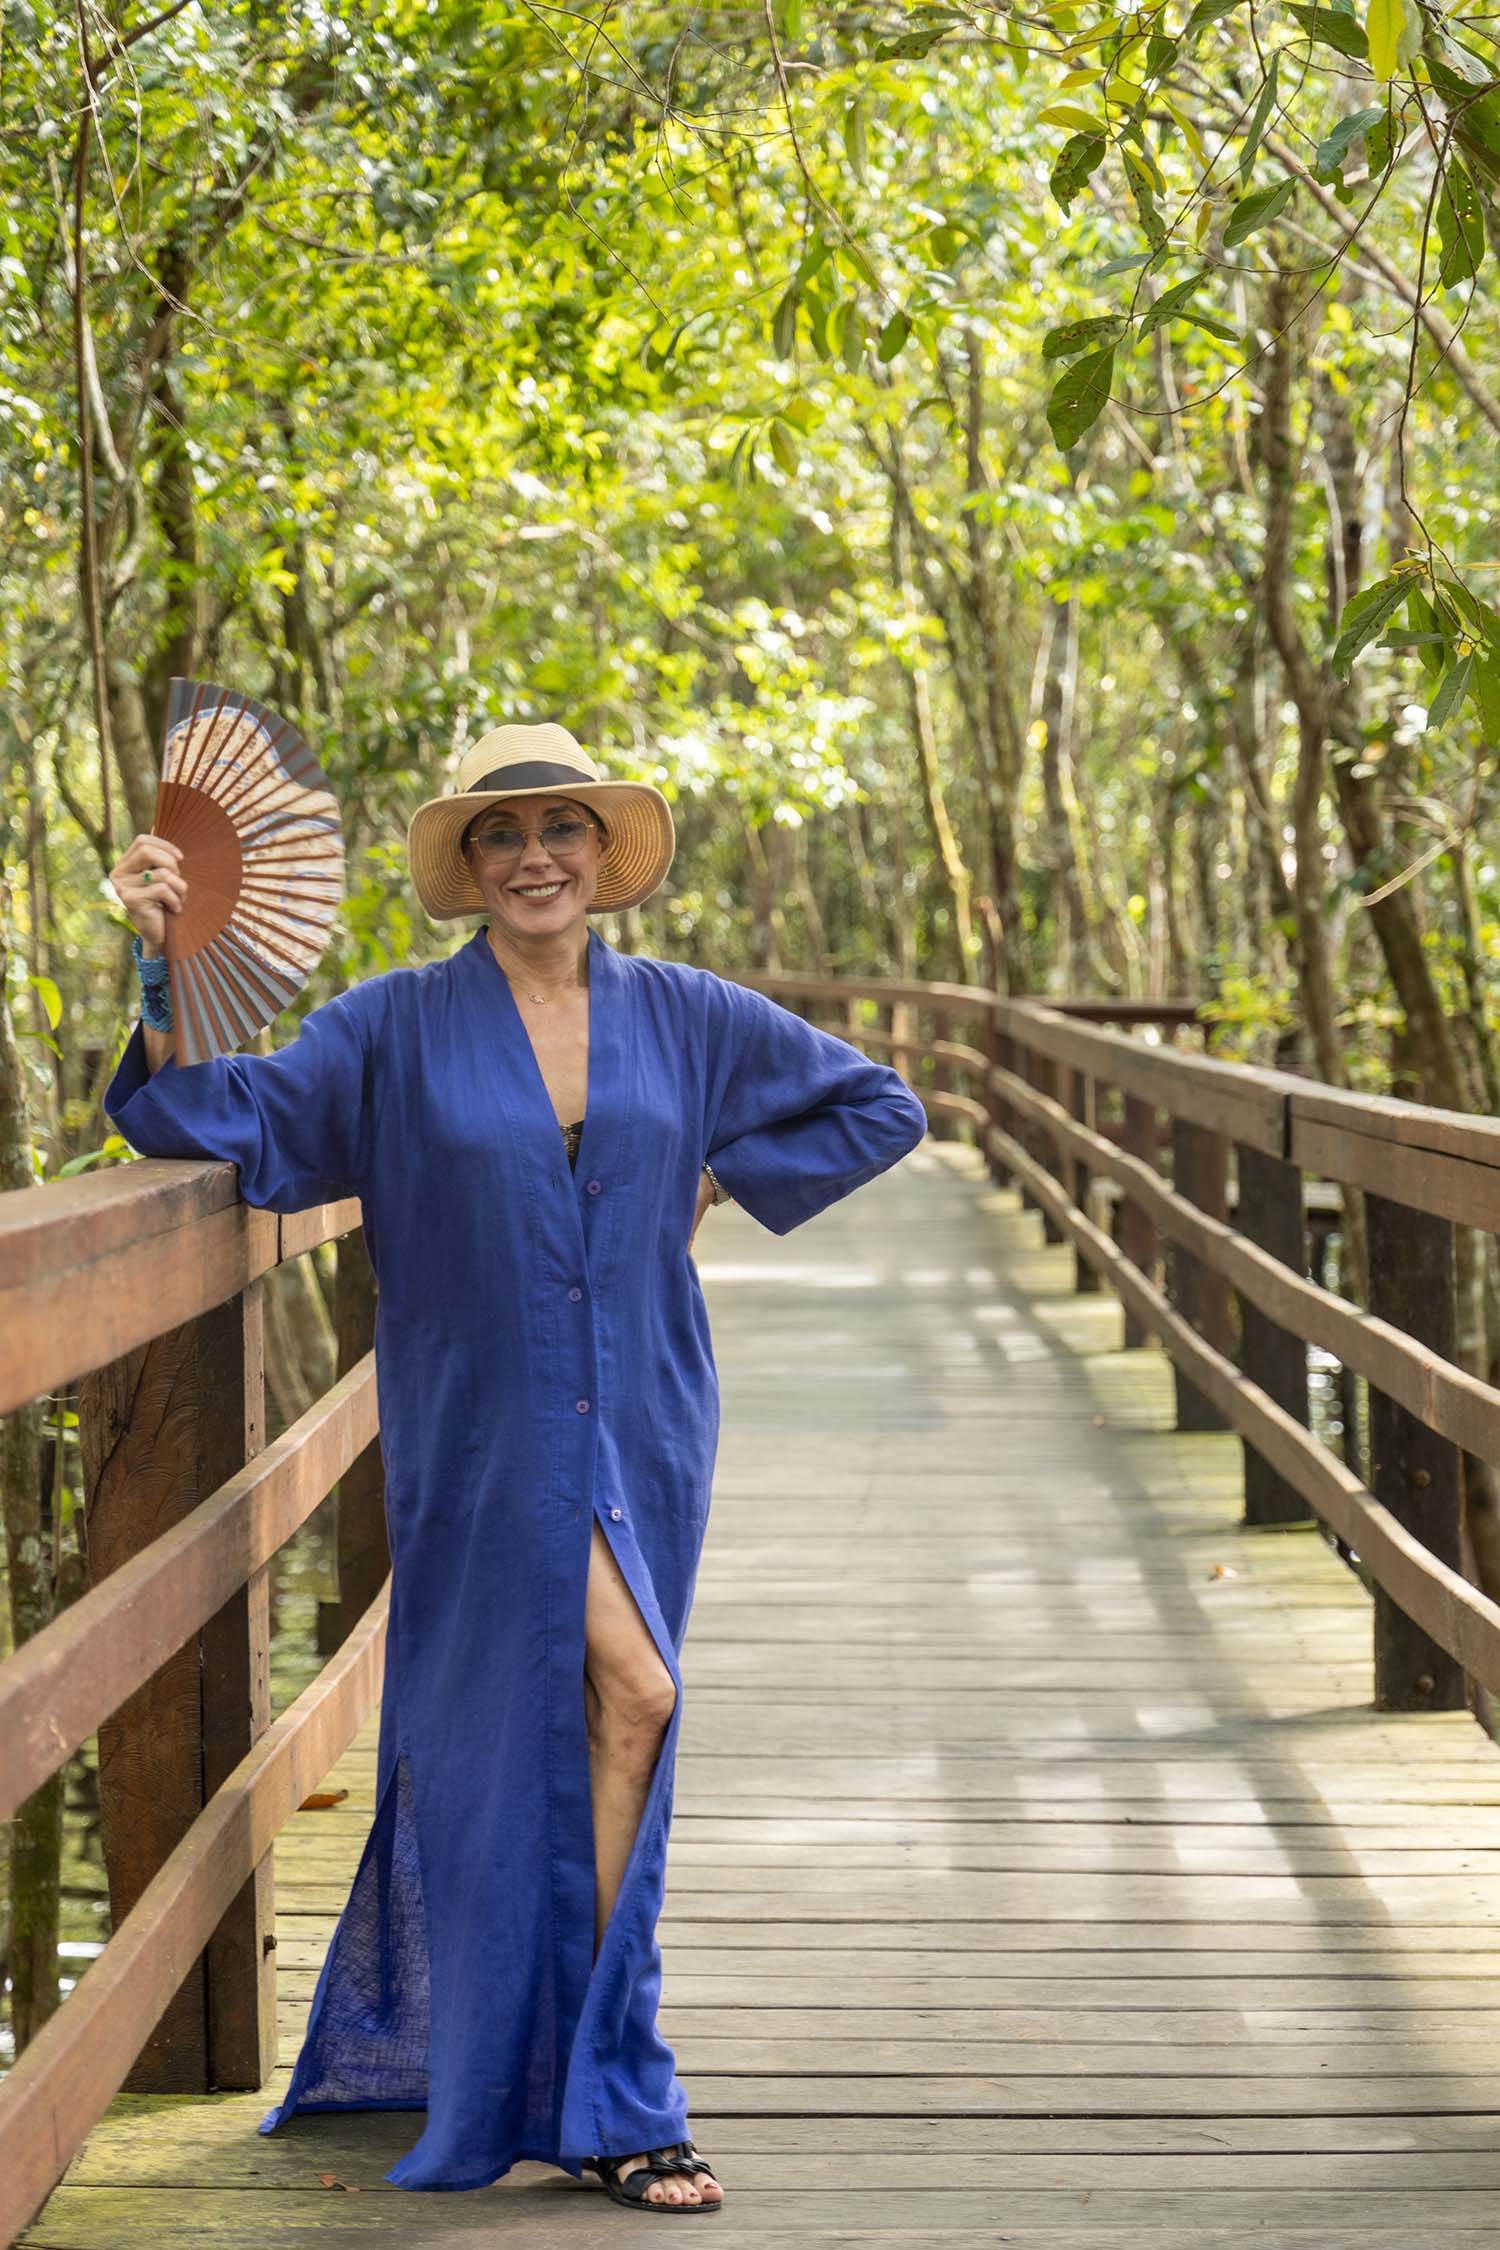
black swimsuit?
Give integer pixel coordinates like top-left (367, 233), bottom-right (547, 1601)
top-left (561, 1118), bottom-right (585, 1170)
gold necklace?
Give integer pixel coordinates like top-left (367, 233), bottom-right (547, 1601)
top-left (490, 932), bottom-right (587, 1006)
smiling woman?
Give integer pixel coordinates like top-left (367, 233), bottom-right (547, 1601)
top-left (103, 719), bottom-right (930, 2215)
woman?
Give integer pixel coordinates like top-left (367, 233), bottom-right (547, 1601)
top-left (104, 721), bottom-right (929, 2214)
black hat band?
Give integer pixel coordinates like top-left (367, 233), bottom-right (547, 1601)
top-left (467, 760), bottom-right (596, 794)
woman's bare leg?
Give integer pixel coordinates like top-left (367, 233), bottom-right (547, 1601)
top-left (583, 1517), bottom-right (722, 2207)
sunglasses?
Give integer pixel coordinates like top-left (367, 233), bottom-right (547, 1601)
top-left (465, 815), bottom-right (603, 863)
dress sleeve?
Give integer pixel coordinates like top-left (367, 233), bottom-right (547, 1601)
top-left (103, 985), bottom-right (378, 1213)
top-left (703, 975), bottom-right (929, 1236)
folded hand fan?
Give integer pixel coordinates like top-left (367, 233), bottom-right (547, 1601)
top-left (152, 677), bottom-right (345, 1066)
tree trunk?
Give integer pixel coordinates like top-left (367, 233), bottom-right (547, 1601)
top-left (890, 498), bottom-right (974, 979)
top-left (1033, 592), bottom-right (1090, 992)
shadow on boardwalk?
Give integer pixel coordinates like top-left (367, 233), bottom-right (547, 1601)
top-left (20, 1141), bottom-right (1500, 2246)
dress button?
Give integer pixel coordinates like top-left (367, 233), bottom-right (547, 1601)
top-left (586, 1178), bottom-right (602, 1195)
top-left (610, 1506), bottom-right (623, 1521)
top-left (576, 1398), bottom-right (590, 1414)
top-left (568, 1286), bottom-right (582, 1302)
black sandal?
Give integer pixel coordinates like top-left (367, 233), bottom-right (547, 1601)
top-left (648, 2142), bottom-right (722, 2204)
top-left (586, 2144), bottom-right (722, 2214)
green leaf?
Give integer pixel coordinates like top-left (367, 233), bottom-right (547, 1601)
top-left (807, 295), bottom-right (838, 361)
top-left (1043, 314), bottom-right (1128, 360)
top-left (843, 98), bottom-right (868, 180)
top-left (1184, 0), bottom-right (1239, 31)
top-left (874, 13), bottom-right (960, 59)
top-left (772, 285), bottom-right (799, 358)
top-left (877, 309), bottom-right (910, 361)
top-left (769, 417), bottom-right (799, 475)
top-left (1145, 32), bottom-right (1179, 80)
top-left (26, 972), bottom-right (61, 1030)
top-left (1093, 251), bottom-right (1157, 279)
top-left (1181, 308), bottom-right (1241, 342)
top-left (1285, 4), bottom-right (1369, 57)
top-left (1122, 144), bottom-right (1167, 246)
top-left (1139, 274), bottom-right (1205, 335)
top-left (1366, 0), bottom-right (1404, 81)
top-left (1475, 649), bottom-right (1500, 739)
top-left (1313, 104), bottom-right (1385, 178)
top-left (1240, 53), bottom-right (1280, 184)
top-left (1424, 41), bottom-right (1500, 162)
top-left (1046, 342), bottom-right (1117, 450)
top-left (841, 307), bottom-right (866, 372)
top-left (1365, 111), bottom-right (1397, 177)
top-left (1050, 131), bottom-right (1106, 214)
top-left (1038, 103), bottom-right (1110, 133)
top-left (1436, 160), bottom-right (1486, 288)
top-left (727, 424), bottom-right (756, 488)
top-left (1427, 650), bottom-right (1473, 729)
top-left (1223, 175), bottom-right (1295, 245)
top-left (1331, 573), bottom-right (1410, 678)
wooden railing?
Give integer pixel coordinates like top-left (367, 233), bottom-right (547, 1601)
top-left (5, 967), bottom-right (1500, 2241)
top-left (0, 1164), bottom-right (386, 2243)
top-left (740, 970), bottom-right (1500, 1724)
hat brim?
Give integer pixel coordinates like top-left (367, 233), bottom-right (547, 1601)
top-left (406, 778), bottom-right (676, 919)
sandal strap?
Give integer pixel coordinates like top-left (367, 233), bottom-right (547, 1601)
top-left (596, 2154), bottom-right (670, 2203)
top-left (652, 2142), bottom-right (718, 2184)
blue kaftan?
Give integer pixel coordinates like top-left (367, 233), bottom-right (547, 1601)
top-left (103, 923), bottom-right (928, 2190)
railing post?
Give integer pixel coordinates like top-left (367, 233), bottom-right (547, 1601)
top-left (987, 1024), bottom-right (1015, 1184)
top-left (1118, 1094), bottom-right (1158, 1346)
top-left (79, 1265), bottom-right (276, 2091)
top-left (1067, 1069), bottom-right (1100, 1294)
top-left (1235, 1144), bottom-right (1313, 1527)
top-left (890, 997), bottom-right (916, 1087)
top-left (1366, 1192), bottom-right (1466, 1710)
top-left (1167, 1119), bottom-right (1233, 1429)
top-left (318, 1225), bottom-right (389, 1655)
top-left (1028, 1051), bottom-right (1065, 1244)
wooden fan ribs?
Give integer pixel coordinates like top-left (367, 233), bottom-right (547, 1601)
top-left (152, 680), bottom-right (345, 1068)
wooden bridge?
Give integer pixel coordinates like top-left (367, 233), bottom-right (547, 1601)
top-left (7, 975), bottom-right (1500, 2243)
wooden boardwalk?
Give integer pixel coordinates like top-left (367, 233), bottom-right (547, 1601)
top-left (21, 1140), bottom-right (1500, 2245)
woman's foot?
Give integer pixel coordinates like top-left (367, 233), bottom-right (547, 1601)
top-left (648, 2141), bottom-right (723, 2208)
top-left (594, 2144), bottom-right (723, 2209)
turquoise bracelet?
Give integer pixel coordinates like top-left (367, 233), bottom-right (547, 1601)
top-left (131, 933), bottom-right (174, 1032)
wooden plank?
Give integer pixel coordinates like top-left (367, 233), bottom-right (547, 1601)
top-left (23, 1141), bottom-right (1500, 2248)
top-left (0, 1585), bottom-right (388, 2250)
top-left (976, 1060), bottom-right (1500, 1490)
top-left (2, 1354), bottom-right (376, 1823)
top-left (1293, 1111), bottom-right (1500, 1233)
top-left (994, 1001), bottom-right (1288, 1155)
top-left (984, 1119), bottom-right (1500, 1697)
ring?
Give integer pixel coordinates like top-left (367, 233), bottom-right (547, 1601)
top-left (142, 869), bottom-right (153, 884)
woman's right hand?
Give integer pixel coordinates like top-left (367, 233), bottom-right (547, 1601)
top-left (109, 833), bottom-right (186, 954)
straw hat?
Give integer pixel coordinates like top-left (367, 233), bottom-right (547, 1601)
top-left (405, 723), bottom-right (676, 918)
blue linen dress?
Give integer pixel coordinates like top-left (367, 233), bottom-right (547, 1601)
top-left (103, 922), bottom-right (928, 2191)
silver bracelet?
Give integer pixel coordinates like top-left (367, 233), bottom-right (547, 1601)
top-left (703, 1160), bottom-right (732, 1207)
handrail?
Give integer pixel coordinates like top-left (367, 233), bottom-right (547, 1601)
top-left (0, 1129), bottom-right (377, 2247)
top-left (0, 1353), bottom-right (376, 1823)
top-left (4, 965), bottom-right (1499, 2246)
top-left (0, 1159), bottom-right (360, 1416)
top-left (776, 978), bottom-right (1500, 1723)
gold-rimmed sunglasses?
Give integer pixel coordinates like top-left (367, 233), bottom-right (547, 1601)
top-left (464, 812), bottom-right (607, 864)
